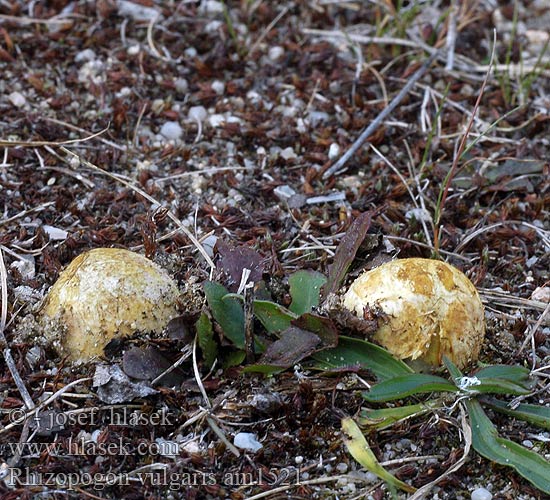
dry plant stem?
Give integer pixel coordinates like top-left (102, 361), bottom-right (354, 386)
top-left (518, 301), bottom-right (550, 357)
top-left (435, 30), bottom-right (496, 252)
top-left (56, 145), bottom-right (215, 270)
top-left (0, 377), bottom-right (91, 436)
top-left (323, 50), bottom-right (439, 179)
top-left (0, 248), bottom-right (35, 411)
top-left (248, 6), bottom-right (290, 55)
top-left (0, 126), bottom-right (108, 147)
top-left (445, 0), bottom-right (458, 71)
top-left (150, 344), bottom-right (193, 386)
top-left (409, 406), bottom-right (471, 499)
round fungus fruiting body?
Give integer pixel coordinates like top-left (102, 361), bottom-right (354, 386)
top-left (342, 258), bottom-right (485, 369)
top-left (41, 248), bottom-right (180, 362)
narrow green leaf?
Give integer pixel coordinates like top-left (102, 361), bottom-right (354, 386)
top-left (288, 270), bottom-right (327, 315)
top-left (364, 374), bottom-right (456, 403)
top-left (466, 398), bottom-right (550, 494)
top-left (467, 377), bottom-right (534, 396)
top-left (203, 281), bottom-right (245, 349)
top-left (443, 355), bottom-right (463, 381)
top-left (253, 300), bottom-right (296, 333)
top-left (342, 417), bottom-right (416, 493)
top-left (481, 397), bottom-right (550, 430)
top-left (475, 365), bottom-right (531, 382)
top-left (196, 312), bottom-right (217, 368)
top-left (359, 399), bottom-right (442, 430)
top-left (311, 336), bottom-right (413, 381)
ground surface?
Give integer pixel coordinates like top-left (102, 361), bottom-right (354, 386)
top-left (0, 1), bottom-right (549, 499)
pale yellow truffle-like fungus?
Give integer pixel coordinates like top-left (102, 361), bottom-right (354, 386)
top-left (41, 248), bottom-right (180, 362)
top-left (342, 258), bottom-right (485, 369)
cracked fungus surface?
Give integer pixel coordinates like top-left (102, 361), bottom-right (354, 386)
top-left (343, 258), bottom-right (485, 369)
top-left (41, 248), bottom-right (180, 362)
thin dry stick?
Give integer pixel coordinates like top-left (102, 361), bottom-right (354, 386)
top-left (249, 6), bottom-right (290, 55)
top-left (518, 301), bottom-right (550, 356)
top-left (445, 0), bottom-right (458, 71)
top-left (408, 406), bottom-right (471, 500)
top-left (434, 30), bottom-right (497, 252)
top-left (323, 50), bottom-right (439, 179)
top-left (56, 146), bottom-right (215, 270)
top-left (0, 248), bottom-right (35, 411)
top-left (0, 377), bottom-right (91, 436)
top-left (0, 126), bottom-right (109, 148)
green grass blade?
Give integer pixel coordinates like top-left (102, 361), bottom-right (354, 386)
top-left (288, 270), bottom-right (327, 315)
top-left (311, 336), bottom-right (413, 381)
top-left (364, 374), bottom-right (456, 403)
top-left (481, 397), bottom-right (550, 430)
top-left (341, 417), bottom-right (416, 493)
top-left (466, 398), bottom-right (550, 494)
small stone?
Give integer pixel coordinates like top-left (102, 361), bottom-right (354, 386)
top-left (199, 0), bottom-right (224, 14)
top-left (208, 114), bottom-right (226, 127)
top-left (174, 78), bottom-right (188, 94)
top-left (268, 46), bottom-right (284, 61)
top-left (127, 45), bottom-right (140, 56)
top-left (8, 91), bottom-right (26, 107)
top-left (211, 80), bottom-right (225, 95)
top-left (42, 225), bottom-right (68, 241)
top-left (328, 143), bottom-right (340, 160)
top-left (233, 432), bottom-right (263, 453)
top-left (188, 106), bottom-right (207, 122)
top-left (75, 49), bottom-right (96, 63)
top-left (159, 121), bottom-right (183, 141)
top-left (280, 147), bottom-right (297, 161)
top-left (471, 487), bottom-right (492, 500)
top-left (273, 185), bottom-right (296, 201)
top-left (336, 462), bottom-right (348, 473)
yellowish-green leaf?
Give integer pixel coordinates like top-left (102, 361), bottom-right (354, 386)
top-left (341, 417), bottom-right (416, 494)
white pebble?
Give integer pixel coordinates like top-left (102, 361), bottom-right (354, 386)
top-left (74, 49), bottom-right (96, 63)
top-left (273, 185), bottom-right (296, 201)
top-left (159, 121), bottom-right (183, 141)
top-left (42, 225), bottom-right (68, 241)
top-left (208, 114), bottom-right (226, 127)
top-left (174, 78), bottom-right (188, 94)
top-left (201, 235), bottom-right (218, 258)
top-left (188, 106), bottom-right (207, 122)
top-left (328, 143), bottom-right (340, 160)
top-left (336, 462), bottom-right (348, 473)
top-left (211, 80), bottom-right (225, 95)
top-left (117, 0), bottom-right (160, 21)
top-left (205, 20), bottom-right (223, 33)
top-left (8, 91), bottom-right (26, 107)
top-left (280, 147), bottom-right (297, 160)
top-left (199, 0), bottom-right (224, 14)
top-left (295, 456), bottom-right (304, 465)
top-left (127, 45), bottom-right (140, 56)
top-left (268, 46), bottom-right (284, 61)
top-left (471, 487), bottom-right (492, 500)
top-left (233, 433), bottom-right (263, 453)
